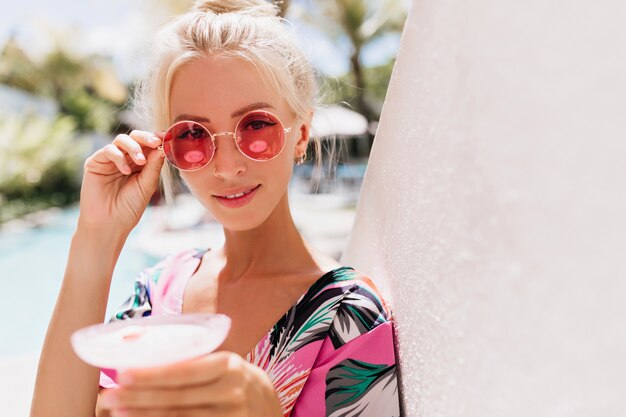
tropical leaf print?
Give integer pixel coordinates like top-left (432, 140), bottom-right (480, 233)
top-left (287, 294), bottom-right (345, 354)
top-left (247, 335), bottom-right (311, 417)
top-left (325, 359), bottom-right (399, 417)
top-left (111, 277), bottom-right (152, 321)
top-left (269, 268), bottom-right (356, 359)
top-left (104, 249), bottom-right (399, 416)
top-left (248, 267), bottom-right (376, 416)
top-left (328, 285), bottom-right (389, 349)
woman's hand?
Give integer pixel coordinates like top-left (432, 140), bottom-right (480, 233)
top-left (99, 352), bottom-right (284, 417)
top-left (78, 130), bottom-right (166, 231)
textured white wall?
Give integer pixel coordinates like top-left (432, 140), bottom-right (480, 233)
top-left (342, 1), bottom-right (626, 416)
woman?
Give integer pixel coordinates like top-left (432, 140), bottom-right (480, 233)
top-left (31, 1), bottom-right (400, 416)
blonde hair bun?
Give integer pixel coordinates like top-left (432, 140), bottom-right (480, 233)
top-left (192, 0), bottom-right (279, 17)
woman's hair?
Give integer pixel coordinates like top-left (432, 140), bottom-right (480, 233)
top-left (133, 0), bottom-right (322, 206)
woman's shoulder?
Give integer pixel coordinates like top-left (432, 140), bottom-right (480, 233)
top-left (306, 266), bottom-right (394, 351)
top-left (310, 266), bottom-right (394, 323)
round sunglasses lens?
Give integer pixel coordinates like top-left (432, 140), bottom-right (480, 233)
top-left (163, 122), bottom-right (213, 170)
top-left (236, 112), bottom-right (285, 160)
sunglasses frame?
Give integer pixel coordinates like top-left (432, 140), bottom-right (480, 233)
top-left (158, 109), bottom-right (294, 172)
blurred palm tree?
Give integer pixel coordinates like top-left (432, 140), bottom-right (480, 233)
top-left (299, 0), bottom-right (407, 122)
top-left (0, 37), bottom-right (128, 133)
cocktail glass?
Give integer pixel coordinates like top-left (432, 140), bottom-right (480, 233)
top-left (71, 313), bottom-right (231, 379)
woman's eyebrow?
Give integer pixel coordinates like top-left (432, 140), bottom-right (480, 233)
top-left (172, 102), bottom-right (274, 124)
top-left (173, 114), bottom-right (211, 123)
top-left (231, 102), bottom-right (274, 118)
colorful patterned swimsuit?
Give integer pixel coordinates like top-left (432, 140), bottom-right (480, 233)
top-left (100, 248), bottom-right (400, 416)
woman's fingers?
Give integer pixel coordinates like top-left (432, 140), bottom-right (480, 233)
top-left (97, 144), bottom-right (133, 175)
top-left (99, 354), bottom-right (281, 416)
top-left (100, 353), bottom-right (246, 409)
top-left (135, 142), bottom-right (166, 193)
top-left (128, 130), bottom-right (163, 148)
top-left (101, 374), bottom-right (245, 409)
top-left (85, 130), bottom-right (162, 176)
top-left (112, 130), bottom-right (162, 165)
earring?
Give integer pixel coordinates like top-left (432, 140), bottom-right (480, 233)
top-left (295, 152), bottom-right (306, 165)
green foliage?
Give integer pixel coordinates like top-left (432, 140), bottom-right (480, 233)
top-left (60, 88), bottom-right (117, 133)
top-left (303, 0), bottom-right (407, 122)
top-left (0, 41), bottom-right (125, 134)
top-left (41, 49), bottom-right (87, 98)
top-left (362, 59), bottom-right (395, 103)
top-left (320, 58), bottom-right (395, 119)
top-left (314, 0), bottom-right (407, 46)
top-left (0, 115), bottom-right (88, 223)
top-left (0, 36), bottom-right (128, 222)
top-left (0, 38), bottom-right (42, 94)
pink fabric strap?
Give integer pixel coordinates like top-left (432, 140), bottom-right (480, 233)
top-left (152, 249), bottom-right (203, 316)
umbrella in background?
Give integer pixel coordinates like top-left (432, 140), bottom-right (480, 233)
top-left (311, 104), bottom-right (369, 138)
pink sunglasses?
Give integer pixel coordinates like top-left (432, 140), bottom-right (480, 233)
top-left (158, 110), bottom-right (293, 171)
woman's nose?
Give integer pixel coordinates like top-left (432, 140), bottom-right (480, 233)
top-left (211, 133), bottom-right (246, 178)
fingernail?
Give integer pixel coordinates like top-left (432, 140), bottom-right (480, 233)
top-left (135, 152), bottom-right (145, 162)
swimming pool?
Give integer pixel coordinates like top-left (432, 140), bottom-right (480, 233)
top-left (0, 184), bottom-right (358, 358)
top-left (0, 205), bottom-right (157, 357)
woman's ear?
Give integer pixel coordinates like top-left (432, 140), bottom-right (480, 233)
top-left (294, 111), bottom-right (314, 158)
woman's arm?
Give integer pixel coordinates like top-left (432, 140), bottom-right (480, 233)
top-left (30, 224), bottom-right (130, 417)
top-left (30, 126), bottom-right (163, 416)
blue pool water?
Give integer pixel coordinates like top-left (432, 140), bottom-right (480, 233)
top-left (0, 205), bottom-right (157, 357)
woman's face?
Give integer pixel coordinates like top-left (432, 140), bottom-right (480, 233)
top-left (169, 55), bottom-right (308, 231)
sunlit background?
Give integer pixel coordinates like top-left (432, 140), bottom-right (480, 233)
top-left (0, 0), bottom-right (408, 414)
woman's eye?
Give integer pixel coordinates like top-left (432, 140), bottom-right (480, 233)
top-left (245, 120), bottom-right (275, 130)
top-left (192, 129), bottom-right (206, 138)
top-left (177, 129), bottom-right (207, 140)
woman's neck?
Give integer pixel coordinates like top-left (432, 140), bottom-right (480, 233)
top-left (218, 193), bottom-right (316, 281)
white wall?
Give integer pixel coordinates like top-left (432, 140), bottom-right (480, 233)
top-left (342, 1), bottom-right (626, 416)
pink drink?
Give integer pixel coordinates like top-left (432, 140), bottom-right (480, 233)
top-left (71, 314), bottom-right (231, 370)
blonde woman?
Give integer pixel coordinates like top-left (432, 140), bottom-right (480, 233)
top-left (31, 1), bottom-right (400, 416)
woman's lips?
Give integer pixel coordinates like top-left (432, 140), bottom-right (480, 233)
top-left (213, 185), bottom-right (261, 208)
